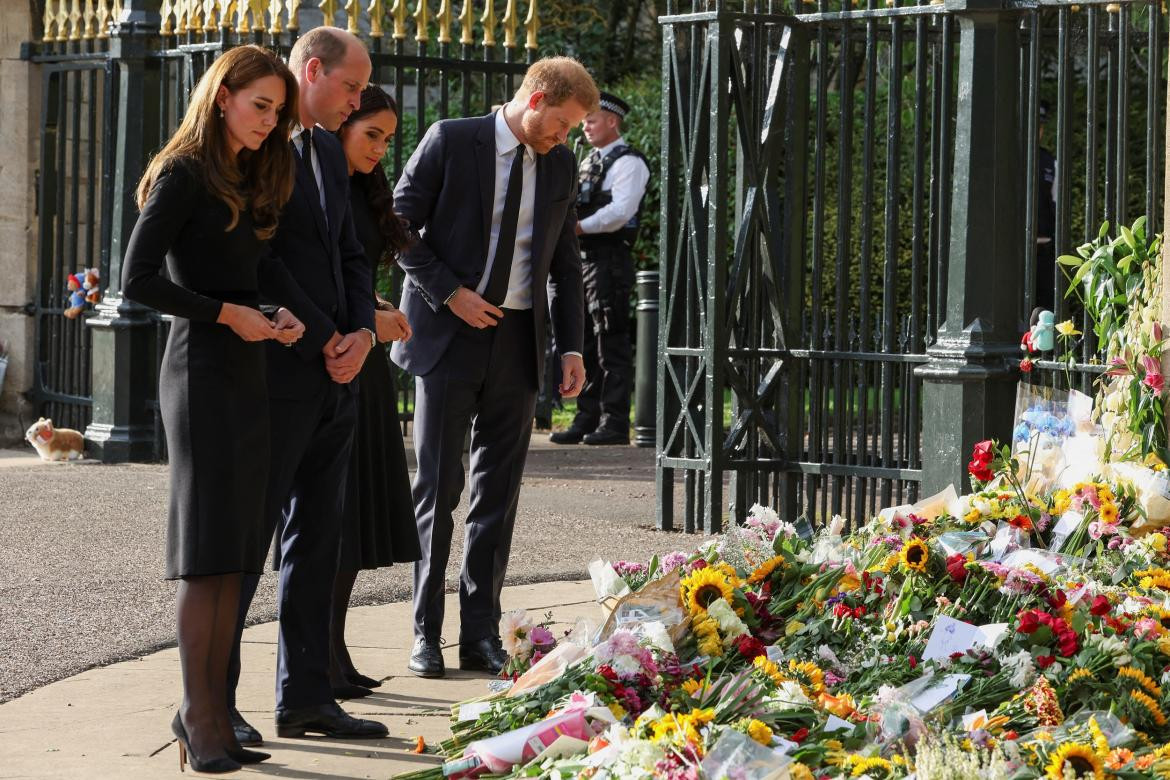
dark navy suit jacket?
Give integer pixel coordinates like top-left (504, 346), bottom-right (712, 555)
top-left (390, 112), bottom-right (585, 380)
top-left (265, 129), bottom-right (376, 399)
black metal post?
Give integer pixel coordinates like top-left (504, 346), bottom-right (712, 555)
top-left (84, 0), bottom-right (162, 462)
top-left (916, 0), bottom-right (1022, 493)
top-left (633, 270), bottom-right (658, 448)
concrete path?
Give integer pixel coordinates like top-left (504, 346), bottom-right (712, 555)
top-left (0, 580), bottom-right (597, 779)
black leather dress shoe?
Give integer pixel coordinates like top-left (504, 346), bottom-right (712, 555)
top-left (230, 707), bottom-right (263, 747)
top-left (583, 429), bottom-right (630, 446)
top-left (408, 638), bottom-right (445, 678)
top-left (549, 428), bottom-right (587, 444)
top-left (274, 701), bottom-right (388, 739)
top-left (346, 671), bottom-right (382, 689)
top-left (459, 636), bottom-right (509, 674)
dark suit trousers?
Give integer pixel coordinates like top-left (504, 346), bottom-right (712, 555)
top-left (412, 309), bottom-right (537, 643)
top-left (227, 383), bottom-right (356, 710)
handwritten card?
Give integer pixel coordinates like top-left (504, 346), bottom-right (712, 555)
top-left (922, 616), bottom-right (1008, 660)
top-left (908, 673), bottom-right (971, 713)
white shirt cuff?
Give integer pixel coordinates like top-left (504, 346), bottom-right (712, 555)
top-left (562, 351), bottom-right (582, 358)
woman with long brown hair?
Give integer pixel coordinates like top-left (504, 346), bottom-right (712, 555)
top-left (327, 85), bottom-right (420, 696)
top-left (121, 45), bottom-right (318, 773)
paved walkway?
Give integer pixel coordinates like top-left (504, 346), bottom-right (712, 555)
top-left (0, 579), bottom-right (597, 779)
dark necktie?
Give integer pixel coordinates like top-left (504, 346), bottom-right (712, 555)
top-left (298, 129), bottom-right (323, 211)
top-left (483, 145), bottom-right (525, 307)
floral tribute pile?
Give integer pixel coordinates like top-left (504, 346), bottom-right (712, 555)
top-left (398, 396), bottom-right (1170, 779)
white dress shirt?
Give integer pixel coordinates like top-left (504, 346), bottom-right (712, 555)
top-left (477, 110), bottom-right (536, 310)
top-left (578, 136), bottom-right (651, 235)
top-left (291, 124), bottom-right (328, 227)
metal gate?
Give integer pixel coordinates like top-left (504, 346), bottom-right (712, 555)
top-left (24, 0), bottom-right (537, 460)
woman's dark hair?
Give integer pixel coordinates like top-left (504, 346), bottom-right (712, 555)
top-left (341, 85), bottom-right (413, 265)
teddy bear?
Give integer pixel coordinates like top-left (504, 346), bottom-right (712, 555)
top-left (63, 268), bottom-right (101, 319)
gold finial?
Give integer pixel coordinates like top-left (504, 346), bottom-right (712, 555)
top-left (388, 0), bottom-right (407, 38)
top-left (344, 0), bottom-right (361, 32)
top-left (68, 0), bottom-right (82, 40)
top-left (159, 0), bottom-right (174, 34)
top-left (286, 0), bottom-right (301, 28)
top-left (112, 0), bottom-right (123, 19)
top-left (457, 0), bottom-right (472, 44)
top-left (202, 0), bottom-right (219, 30)
top-left (83, 0), bottom-right (98, 38)
top-left (54, 0), bottom-right (68, 40)
top-left (368, 0), bottom-right (384, 37)
top-left (436, 0), bottom-right (451, 43)
top-left (268, 0), bottom-right (284, 33)
top-left (501, 0), bottom-right (517, 48)
top-left (235, 0), bottom-right (251, 31)
top-left (413, 0), bottom-right (430, 42)
top-left (480, 0), bottom-right (496, 46)
top-left (175, 0), bottom-right (188, 34)
top-left (523, 0), bottom-right (537, 50)
top-left (42, 0), bottom-right (56, 42)
top-left (1105, 1), bottom-right (1120, 9)
top-left (96, 0), bottom-right (113, 38)
top-left (319, 0), bottom-right (339, 26)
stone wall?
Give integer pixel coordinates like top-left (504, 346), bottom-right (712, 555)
top-left (0, 4), bottom-right (38, 446)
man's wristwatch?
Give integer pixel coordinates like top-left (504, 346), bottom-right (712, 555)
top-left (359, 327), bottom-right (376, 349)
top-left (443, 287), bottom-right (461, 307)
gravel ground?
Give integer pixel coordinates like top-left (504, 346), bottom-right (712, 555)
top-left (0, 441), bottom-right (705, 702)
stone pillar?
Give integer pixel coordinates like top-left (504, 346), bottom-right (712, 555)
top-left (0, 4), bottom-right (40, 445)
top-left (84, 0), bottom-right (162, 462)
top-left (916, 0), bottom-right (1023, 494)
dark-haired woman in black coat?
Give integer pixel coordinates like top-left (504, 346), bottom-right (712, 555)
top-left (328, 85), bottom-right (421, 696)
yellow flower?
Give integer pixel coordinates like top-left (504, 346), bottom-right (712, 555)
top-left (1088, 716), bottom-right (1109, 757)
top-left (608, 701), bottom-right (627, 720)
top-left (1051, 490), bottom-right (1071, 516)
top-left (1056, 320), bottom-right (1082, 337)
top-left (1105, 747), bottom-right (1134, 770)
top-left (1129, 689), bottom-right (1168, 727)
top-left (1045, 742), bottom-right (1104, 779)
top-left (1152, 532), bottom-right (1168, 552)
top-left (785, 619), bottom-right (805, 636)
top-left (850, 756), bottom-right (894, 777)
top-left (1119, 666), bottom-right (1163, 698)
top-left (681, 567), bottom-right (735, 616)
top-left (1068, 668), bottom-right (1095, 686)
top-left (1100, 502), bottom-right (1119, 524)
top-left (900, 538), bottom-right (930, 573)
top-left (746, 719), bottom-right (773, 746)
top-left (752, 655), bottom-right (786, 686)
top-left (747, 556), bottom-right (785, 585)
top-left (788, 659), bottom-right (826, 696)
top-left (787, 764), bottom-right (815, 780)
top-left (681, 678), bottom-right (703, 697)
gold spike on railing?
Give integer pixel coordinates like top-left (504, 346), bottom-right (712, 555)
top-left (436, 0), bottom-right (452, 43)
top-left (344, 0), bottom-right (361, 32)
top-left (414, 0), bottom-right (431, 42)
top-left (54, 0), bottom-right (68, 40)
top-left (523, 0), bottom-right (537, 50)
top-left (160, 0), bottom-right (175, 34)
top-left (112, 0), bottom-right (123, 20)
top-left (42, 0), bottom-right (55, 42)
top-left (286, 0), bottom-right (301, 29)
top-left (268, 0), bottom-right (284, 33)
top-left (368, 0), bottom-right (384, 37)
top-left (320, 0), bottom-right (339, 26)
top-left (501, 0), bottom-right (517, 48)
top-left (68, 0), bottom-right (82, 40)
top-left (96, 0), bottom-right (113, 38)
top-left (480, 0), bottom-right (496, 46)
top-left (235, 0), bottom-right (252, 33)
top-left (457, 0), bottom-right (473, 44)
top-left (222, 0), bottom-right (239, 29)
top-left (203, 0), bottom-right (219, 30)
top-left (83, 0), bottom-right (97, 38)
top-left (388, 0), bottom-right (407, 39)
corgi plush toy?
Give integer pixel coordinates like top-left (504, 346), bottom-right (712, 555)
top-left (24, 417), bottom-right (85, 462)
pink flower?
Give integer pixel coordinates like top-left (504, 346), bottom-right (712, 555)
top-left (1141, 355), bottom-right (1165, 394)
top-left (1134, 617), bottom-right (1160, 640)
top-left (1107, 357), bottom-right (1131, 377)
top-left (530, 625), bottom-right (556, 648)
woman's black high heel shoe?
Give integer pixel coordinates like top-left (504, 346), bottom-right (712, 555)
top-left (171, 712), bottom-right (241, 774)
top-left (227, 746), bottom-right (271, 764)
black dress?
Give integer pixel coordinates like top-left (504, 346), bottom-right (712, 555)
top-left (122, 158), bottom-right (316, 579)
top-left (338, 177), bottom-right (421, 570)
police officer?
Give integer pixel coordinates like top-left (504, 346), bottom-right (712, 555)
top-left (550, 91), bottom-right (650, 446)
top-left (1034, 101), bottom-right (1057, 313)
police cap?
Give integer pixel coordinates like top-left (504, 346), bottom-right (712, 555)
top-left (598, 91), bottom-right (631, 119)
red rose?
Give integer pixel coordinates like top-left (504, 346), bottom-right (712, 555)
top-left (1016, 610), bottom-right (1040, 634)
top-left (968, 459), bottom-right (995, 482)
top-left (1003, 730), bottom-right (1018, 740)
top-left (790, 727), bottom-right (809, 744)
top-left (946, 553), bottom-right (969, 583)
top-left (1090, 595), bottom-right (1110, 617)
top-left (908, 655), bottom-right (918, 669)
top-left (1020, 358), bottom-right (1034, 373)
top-left (1036, 654), bottom-right (1056, 669)
top-left (734, 635), bottom-right (766, 661)
top-left (972, 440), bottom-right (994, 462)
top-left (1047, 590), bottom-right (1067, 610)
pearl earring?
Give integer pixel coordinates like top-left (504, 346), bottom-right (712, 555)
top-left (218, 108), bottom-right (225, 119)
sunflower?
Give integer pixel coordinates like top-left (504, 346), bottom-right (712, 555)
top-left (681, 678), bottom-right (703, 697)
top-left (747, 555), bottom-right (785, 585)
top-left (752, 655), bottom-right (787, 686)
top-left (681, 567), bottom-right (735, 616)
top-left (1087, 716), bottom-right (1110, 757)
top-left (1045, 743), bottom-right (1104, 779)
top-left (1129, 690), bottom-right (1169, 727)
top-left (850, 756), bottom-right (895, 778)
top-left (788, 659), bottom-right (826, 697)
top-left (1145, 606), bottom-right (1170, 631)
top-left (1119, 666), bottom-right (1163, 697)
top-left (745, 719), bottom-right (773, 746)
top-left (1068, 668), bottom-right (1096, 686)
top-left (900, 538), bottom-right (930, 572)
top-left (1135, 568), bottom-right (1170, 591)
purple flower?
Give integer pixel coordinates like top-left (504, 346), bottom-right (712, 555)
top-left (530, 625), bottom-right (555, 648)
top-left (661, 552), bottom-right (689, 574)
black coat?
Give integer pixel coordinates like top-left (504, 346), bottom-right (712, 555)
top-left (265, 129), bottom-right (376, 399)
top-left (390, 112), bottom-right (585, 381)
